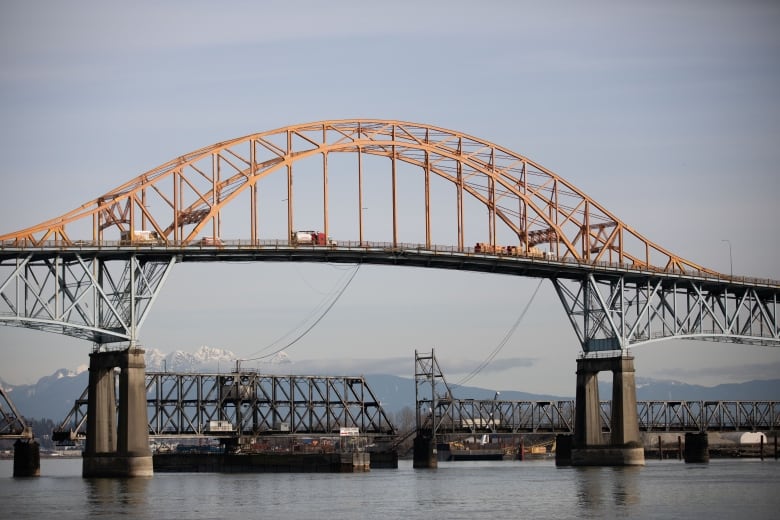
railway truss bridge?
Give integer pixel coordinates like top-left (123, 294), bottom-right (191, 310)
top-left (53, 371), bottom-right (395, 442)
top-left (414, 350), bottom-right (779, 436)
top-left (50, 366), bottom-right (778, 442)
top-left (1, 120), bottom-right (778, 474)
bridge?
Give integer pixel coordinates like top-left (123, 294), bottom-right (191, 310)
top-left (1, 120), bottom-right (778, 474)
top-left (52, 370), bottom-right (778, 442)
top-left (0, 387), bottom-right (32, 440)
top-left (413, 350), bottom-right (779, 435)
top-left (54, 371), bottom-right (396, 441)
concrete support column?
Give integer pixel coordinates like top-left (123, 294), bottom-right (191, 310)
top-left (412, 431), bottom-right (437, 469)
top-left (554, 434), bottom-right (573, 466)
top-left (13, 439), bottom-right (40, 477)
top-left (118, 349), bottom-right (151, 457)
top-left (574, 361), bottom-right (602, 447)
top-left (683, 432), bottom-right (709, 463)
top-left (85, 362), bottom-right (116, 454)
top-left (610, 356), bottom-right (641, 446)
top-left (83, 347), bottom-right (153, 478)
top-left (571, 354), bottom-right (644, 466)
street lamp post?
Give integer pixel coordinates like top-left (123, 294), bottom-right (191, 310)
top-left (721, 239), bottom-right (733, 277)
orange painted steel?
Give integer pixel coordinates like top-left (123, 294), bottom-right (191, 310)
top-left (0, 120), bottom-right (715, 275)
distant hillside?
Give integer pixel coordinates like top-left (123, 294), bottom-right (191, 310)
top-left (1, 368), bottom-right (89, 423)
top-left (630, 377), bottom-right (780, 401)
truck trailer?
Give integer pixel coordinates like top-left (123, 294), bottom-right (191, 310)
top-left (291, 230), bottom-right (335, 246)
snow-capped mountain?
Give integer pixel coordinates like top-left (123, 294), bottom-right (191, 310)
top-left (1, 346), bottom-right (296, 421)
top-left (145, 346), bottom-right (238, 372)
top-left (144, 346), bottom-right (292, 372)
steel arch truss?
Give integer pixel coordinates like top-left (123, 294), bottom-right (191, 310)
top-left (0, 120), bottom-right (717, 275)
top-left (0, 253), bottom-right (176, 343)
top-left (552, 274), bottom-right (780, 353)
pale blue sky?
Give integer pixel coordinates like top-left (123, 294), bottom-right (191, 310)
top-left (1, 1), bottom-right (779, 395)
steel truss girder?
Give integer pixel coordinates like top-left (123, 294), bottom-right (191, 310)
top-left (433, 399), bottom-right (576, 435)
top-left (414, 350), bottom-right (779, 435)
top-left (55, 372), bottom-right (395, 439)
top-left (551, 273), bottom-right (780, 353)
top-left (0, 252), bottom-right (177, 343)
top-left (634, 401), bottom-right (780, 432)
top-left (0, 386), bottom-right (32, 439)
top-left (425, 399), bottom-right (780, 435)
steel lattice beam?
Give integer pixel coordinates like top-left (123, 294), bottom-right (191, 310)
top-left (55, 372), bottom-right (396, 440)
top-left (424, 399), bottom-right (780, 435)
top-left (0, 386), bottom-right (32, 439)
top-left (414, 350), bottom-right (779, 436)
top-left (0, 252), bottom-right (176, 343)
top-left (552, 273), bottom-right (779, 353)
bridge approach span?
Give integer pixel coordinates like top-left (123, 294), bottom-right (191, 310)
top-left (2, 239), bottom-right (778, 349)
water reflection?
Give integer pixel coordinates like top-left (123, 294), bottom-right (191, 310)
top-left (86, 477), bottom-right (151, 516)
top-left (575, 466), bottom-right (640, 513)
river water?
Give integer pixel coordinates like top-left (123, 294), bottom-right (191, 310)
top-left (1, 457), bottom-right (778, 519)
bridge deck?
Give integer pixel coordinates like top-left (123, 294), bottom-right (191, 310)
top-left (3, 240), bottom-right (777, 289)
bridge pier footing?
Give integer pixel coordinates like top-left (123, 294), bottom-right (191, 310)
top-left (13, 439), bottom-right (40, 477)
top-left (571, 354), bottom-right (645, 466)
top-left (82, 347), bottom-right (152, 478)
top-left (683, 432), bottom-right (709, 463)
top-left (412, 431), bottom-right (437, 469)
top-left (554, 434), bottom-right (573, 466)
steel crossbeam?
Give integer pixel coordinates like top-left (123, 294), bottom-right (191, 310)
top-left (0, 252), bottom-right (176, 344)
top-left (54, 371), bottom-right (395, 439)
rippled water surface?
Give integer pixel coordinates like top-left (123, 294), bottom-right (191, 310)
top-left (1, 457), bottom-right (778, 519)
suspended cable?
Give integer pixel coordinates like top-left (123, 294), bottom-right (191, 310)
top-left (452, 278), bottom-right (544, 388)
top-left (243, 264), bottom-right (357, 359)
top-left (294, 262), bottom-right (356, 295)
top-left (242, 263), bottom-right (361, 362)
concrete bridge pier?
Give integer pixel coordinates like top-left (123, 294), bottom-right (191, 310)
top-left (571, 354), bottom-right (645, 466)
top-left (82, 347), bottom-right (153, 478)
top-left (412, 430), bottom-right (438, 469)
top-left (13, 437), bottom-right (40, 477)
top-left (683, 432), bottom-right (709, 463)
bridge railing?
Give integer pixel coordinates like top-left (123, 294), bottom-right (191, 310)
top-left (3, 238), bottom-right (776, 287)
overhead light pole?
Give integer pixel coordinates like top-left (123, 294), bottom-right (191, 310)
top-left (721, 239), bottom-right (733, 277)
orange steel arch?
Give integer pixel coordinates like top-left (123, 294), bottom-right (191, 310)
top-left (0, 120), bottom-right (715, 275)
